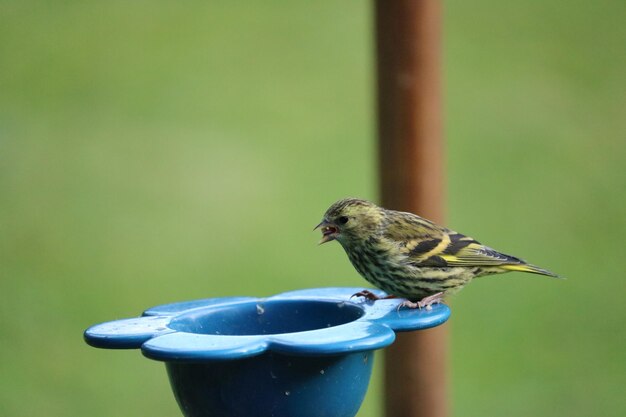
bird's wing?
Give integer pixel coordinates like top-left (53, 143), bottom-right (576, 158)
top-left (384, 214), bottom-right (523, 267)
top-left (439, 241), bottom-right (525, 267)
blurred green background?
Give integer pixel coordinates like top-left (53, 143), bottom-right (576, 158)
top-left (1, 1), bottom-right (624, 416)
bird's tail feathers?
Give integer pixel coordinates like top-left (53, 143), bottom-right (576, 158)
top-left (502, 263), bottom-right (561, 278)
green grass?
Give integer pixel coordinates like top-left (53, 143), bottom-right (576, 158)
top-left (1, 1), bottom-right (624, 416)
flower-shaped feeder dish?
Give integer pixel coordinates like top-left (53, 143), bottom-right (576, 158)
top-left (85, 287), bottom-right (450, 417)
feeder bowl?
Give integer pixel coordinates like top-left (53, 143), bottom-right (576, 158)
top-left (85, 287), bottom-right (450, 417)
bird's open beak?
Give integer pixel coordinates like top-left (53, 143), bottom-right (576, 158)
top-left (314, 220), bottom-right (339, 245)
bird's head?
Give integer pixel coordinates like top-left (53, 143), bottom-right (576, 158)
top-left (315, 198), bottom-right (384, 246)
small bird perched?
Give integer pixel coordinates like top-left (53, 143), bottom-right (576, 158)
top-left (315, 198), bottom-right (559, 309)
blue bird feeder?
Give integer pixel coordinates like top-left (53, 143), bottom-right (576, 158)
top-left (85, 287), bottom-right (450, 417)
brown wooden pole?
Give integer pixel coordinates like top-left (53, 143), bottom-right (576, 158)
top-left (375, 1), bottom-right (448, 417)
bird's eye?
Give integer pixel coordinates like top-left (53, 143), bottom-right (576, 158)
top-left (337, 216), bottom-right (349, 225)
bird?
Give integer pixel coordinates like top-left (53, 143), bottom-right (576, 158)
top-left (315, 198), bottom-right (559, 309)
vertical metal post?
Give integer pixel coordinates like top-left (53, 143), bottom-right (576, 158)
top-left (375, 1), bottom-right (447, 417)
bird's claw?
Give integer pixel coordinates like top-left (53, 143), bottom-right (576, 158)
top-left (351, 290), bottom-right (398, 302)
top-left (350, 290), bottom-right (382, 301)
top-left (397, 292), bottom-right (445, 311)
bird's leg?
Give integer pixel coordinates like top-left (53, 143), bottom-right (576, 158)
top-left (351, 290), bottom-right (397, 301)
top-left (398, 292), bottom-right (445, 311)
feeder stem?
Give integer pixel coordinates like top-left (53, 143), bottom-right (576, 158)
top-left (375, 1), bottom-right (448, 417)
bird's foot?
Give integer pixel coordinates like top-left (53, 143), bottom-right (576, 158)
top-left (351, 289), bottom-right (397, 301)
top-left (398, 292), bottom-right (445, 311)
